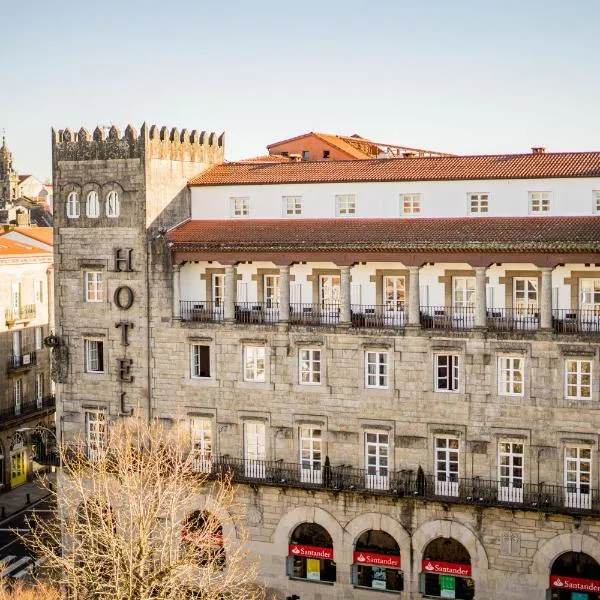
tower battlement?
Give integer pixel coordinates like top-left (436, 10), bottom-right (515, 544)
top-left (52, 123), bottom-right (225, 163)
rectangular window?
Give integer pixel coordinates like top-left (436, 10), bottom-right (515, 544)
top-left (400, 193), bottom-right (421, 215)
top-left (212, 273), bottom-right (224, 307)
top-left (85, 339), bottom-right (104, 373)
top-left (14, 379), bottom-right (22, 415)
top-left (593, 190), bottom-right (600, 214)
top-left (35, 327), bottom-right (43, 351)
top-left (579, 279), bottom-right (600, 312)
top-left (384, 276), bottom-right (405, 311)
top-left (85, 271), bottom-right (104, 303)
top-left (191, 418), bottom-right (213, 472)
top-left (244, 346), bottom-right (266, 382)
top-left (231, 197), bottom-right (249, 217)
top-left (365, 351), bottom-right (388, 389)
top-left (529, 191), bottom-right (551, 213)
top-left (34, 280), bottom-right (44, 303)
top-left (434, 436), bottom-right (459, 496)
top-left (244, 421), bottom-right (266, 478)
top-left (283, 196), bottom-right (302, 216)
top-left (36, 373), bottom-right (43, 407)
top-left (435, 354), bottom-right (459, 392)
top-left (365, 431), bottom-right (389, 489)
top-left (319, 275), bottom-right (341, 306)
top-left (498, 357), bottom-right (524, 396)
top-left (469, 192), bottom-right (489, 214)
top-left (335, 194), bottom-right (356, 216)
top-left (565, 359), bottom-right (592, 399)
top-left (565, 446), bottom-right (591, 509)
top-left (264, 274), bottom-right (280, 307)
top-left (300, 427), bottom-right (322, 483)
top-left (452, 277), bottom-right (475, 309)
top-left (191, 344), bottom-right (211, 378)
top-left (513, 277), bottom-right (538, 315)
top-left (85, 410), bottom-right (107, 461)
top-left (299, 348), bottom-right (321, 385)
top-left (498, 440), bottom-right (524, 502)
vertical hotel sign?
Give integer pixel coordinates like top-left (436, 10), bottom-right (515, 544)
top-left (114, 249), bottom-right (134, 416)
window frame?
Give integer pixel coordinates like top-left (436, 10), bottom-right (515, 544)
top-left (231, 196), bottom-right (249, 217)
top-left (85, 409), bottom-right (107, 461)
top-left (594, 190), bottom-right (600, 214)
top-left (85, 270), bottom-right (104, 303)
top-left (105, 190), bottom-right (120, 218)
top-left (283, 195), bottom-right (302, 216)
top-left (85, 339), bottom-right (104, 373)
top-left (400, 193), bottom-right (421, 216)
top-left (86, 190), bottom-right (100, 218)
top-left (452, 277), bottom-right (475, 309)
top-left (35, 326), bottom-right (43, 351)
top-left (365, 351), bottom-right (389, 389)
top-left (66, 191), bottom-right (79, 219)
top-left (335, 194), bottom-right (356, 217)
top-left (468, 192), bottom-right (489, 215)
top-left (528, 191), bottom-right (552, 214)
top-left (191, 344), bottom-right (211, 379)
top-left (36, 373), bottom-right (43, 407)
top-left (565, 359), bottom-right (592, 400)
top-left (434, 353), bottom-right (459, 393)
top-left (14, 378), bottom-right (23, 414)
top-left (497, 356), bottom-right (524, 397)
top-left (299, 348), bottom-right (322, 385)
top-left (243, 346), bottom-right (266, 383)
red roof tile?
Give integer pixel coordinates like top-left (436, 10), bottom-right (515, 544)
top-left (0, 237), bottom-right (51, 257)
top-left (167, 216), bottom-right (600, 253)
top-left (189, 152), bottom-right (600, 186)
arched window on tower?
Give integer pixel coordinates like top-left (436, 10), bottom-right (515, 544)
top-left (66, 191), bottom-right (79, 218)
top-left (550, 551), bottom-right (600, 599)
top-left (105, 191), bottom-right (120, 218)
top-left (86, 191), bottom-right (99, 218)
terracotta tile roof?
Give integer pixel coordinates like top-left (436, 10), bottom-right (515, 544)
top-left (0, 237), bottom-right (51, 257)
top-left (189, 152), bottom-right (600, 186)
top-left (237, 154), bottom-right (293, 163)
top-left (3, 226), bottom-right (54, 246)
top-left (167, 216), bottom-right (600, 253)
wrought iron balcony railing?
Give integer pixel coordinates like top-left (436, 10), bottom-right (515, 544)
top-left (486, 307), bottom-right (540, 331)
top-left (553, 309), bottom-right (600, 334)
top-left (4, 304), bottom-right (36, 325)
top-left (351, 305), bottom-right (406, 329)
top-left (180, 301), bottom-right (224, 322)
top-left (7, 351), bottom-right (37, 372)
top-left (0, 394), bottom-right (55, 423)
top-left (420, 306), bottom-right (476, 330)
top-left (209, 456), bottom-right (600, 516)
top-left (290, 303), bottom-right (341, 325)
top-left (235, 302), bottom-right (279, 324)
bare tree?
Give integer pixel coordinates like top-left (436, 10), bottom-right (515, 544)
top-left (24, 419), bottom-right (266, 600)
top-left (0, 581), bottom-right (60, 600)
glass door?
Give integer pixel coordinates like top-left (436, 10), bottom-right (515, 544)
top-left (300, 427), bottom-right (322, 484)
top-left (319, 275), bottom-right (340, 323)
top-left (565, 446), bottom-right (592, 509)
top-left (435, 437), bottom-right (459, 497)
top-left (244, 422), bottom-right (266, 478)
top-left (365, 432), bottom-right (389, 490)
top-left (191, 418), bottom-right (213, 473)
top-left (498, 440), bottom-right (524, 503)
top-left (384, 276), bottom-right (405, 325)
top-left (212, 273), bottom-right (224, 320)
top-left (452, 277), bottom-right (475, 328)
top-left (513, 278), bottom-right (538, 328)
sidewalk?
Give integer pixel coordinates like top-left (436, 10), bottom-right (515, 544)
top-left (0, 472), bottom-right (55, 521)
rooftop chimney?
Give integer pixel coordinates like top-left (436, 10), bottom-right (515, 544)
top-left (531, 147), bottom-right (546, 154)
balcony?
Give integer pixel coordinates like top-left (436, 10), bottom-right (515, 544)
top-left (235, 302), bottom-right (279, 324)
top-left (553, 309), bottom-right (600, 334)
top-left (351, 305), bottom-right (406, 329)
top-left (420, 306), bottom-right (475, 330)
top-left (289, 303), bottom-right (341, 326)
top-left (7, 351), bottom-right (37, 373)
top-left (180, 301), bottom-right (224, 323)
top-left (0, 394), bottom-right (55, 426)
top-left (211, 456), bottom-right (600, 517)
top-left (4, 304), bottom-right (36, 327)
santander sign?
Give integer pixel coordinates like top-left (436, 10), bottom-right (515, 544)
top-left (550, 574), bottom-right (600, 592)
top-left (354, 552), bottom-right (401, 568)
top-left (422, 560), bottom-right (472, 577)
top-left (288, 544), bottom-right (334, 560)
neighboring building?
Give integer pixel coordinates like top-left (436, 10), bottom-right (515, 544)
top-left (0, 227), bottom-right (53, 252)
top-left (267, 132), bottom-right (452, 161)
top-left (53, 125), bottom-right (600, 600)
top-left (18, 175), bottom-right (53, 209)
top-left (0, 235), bottom-right (54, 490)
top-left (0, 137), bottom-right (20, 206)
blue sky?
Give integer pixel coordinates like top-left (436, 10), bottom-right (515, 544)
top-left (1, 0), bottom-right (599, 178)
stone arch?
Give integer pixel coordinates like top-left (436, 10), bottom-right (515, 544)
top-left (532, 533), bottom-right (600, 584)
top-left (343, 512), bottom-right (411, 574)
top-left (413, 519), bottom-right (489, 572)
top-left (271, 505), bottom-right (344, 558)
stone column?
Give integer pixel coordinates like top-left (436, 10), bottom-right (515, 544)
top-left (278, 265), bottom-right (290, 323)
top-left (340, 265), bottom-right (352, 325)
top-left (474, 266), bottom-right (487, 328)
top-left (540, 267), bottom-right (553, 330)
top-left (172, 264), bottom-right (181, 319)
top-left (408, 266), bottom-right (421, 327)
top-left (224, 264), bottom-right (236, 322)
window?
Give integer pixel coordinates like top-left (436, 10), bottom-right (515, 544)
top-left (319, 274), bottom-right (340, 306)
top-left (580, 279), bottom-right (600, 312)
top-left (498, 440), bottom-right (524, 502)
top-left (322, 150), bottom-right (330, 159)
top-left (244, 421), bottom-right (266, 477)
top-left (594, 190), bottom-right (600, 214)
top-left (191, 418), bottom-right (212, 472)
top-left (35, 327), bottom-right (43, 351)
top-left (529, 191), bottom-right (551, 213)
top-left (288, 523), bottom-right (336, 582)
top-left (299, 348), bottom-right (321, 385)
top-left (435, 354), bottom-right (459, 392)
top-left (302, 150), bottom-right (310, 160)
top-left (365, 431), bottom-right (389, 489)
top-left (244, 346), bottom-right (265, 382)
top-left (384, 276), bottom-right (405, 311)
top-left (400, 193), bottom-right (421, 215)
top-left (86, 191), bottom-right (100, 218)
top-left (365, 351), bottom-right (388, 389)
top-left (469, 192), bottom-right (489, 214)
top-left (565, 446), bottom-right (592, 508)
top-left (335, 194), bottom-right (356, 217)
top-left (453, 277), bottom-right (475, 309)
top-left (85, 410), bottom-right (107, 461)
top-left (353, 530), bottom-right (403, 592)
top-left (191, 344), bottom-right (211, 378)
top-left (34, 280), bottom-right (44, 303)
top-left (212, 273), bottom-right (224, 307)
top-left (283, 196), bottom-right (302, 216)
top-left (231, 197), bottom-right (249, 217)
top-left (85, 271), bottom-right (104, 303)
top-left (299, 427), bottom-right (322, 483)
top-left (498, 357), bottom-right (523, 396)
top-left (434, 437), bottom-right (459, 496)
top-left (264, 274), bottom-right (280, 307)
top-left (565, 359), bottom-right (592, 399)
top-left (513, 277), bottom-right (538, 315)
top-left (85, 339), bottom-right (104, 373)
top-left (66, 191), bottom-right (79, 218)
top-left (105, 191), bottom-right (120, 217)
top-left (36, 373), bottom-right (43, 407)
top-left (14, 379), bottom-right (22, 415)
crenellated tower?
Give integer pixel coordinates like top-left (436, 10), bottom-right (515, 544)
top-left (52, 123), bottom-right (224, 440)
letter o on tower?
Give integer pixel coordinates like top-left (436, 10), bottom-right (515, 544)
top-left (114, 286), bottom-right (134, 310)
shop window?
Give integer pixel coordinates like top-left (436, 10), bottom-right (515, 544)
top-left (288, 523), bottom-right (336, 583)
top-left (420, 537), bottom-right (474, 599)
top-left (549, 552), bottom-right (600, 599)
top-left (352, 529), bottom-right (402, 592)
top-left (182, 510), bottom-right (224, 567)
